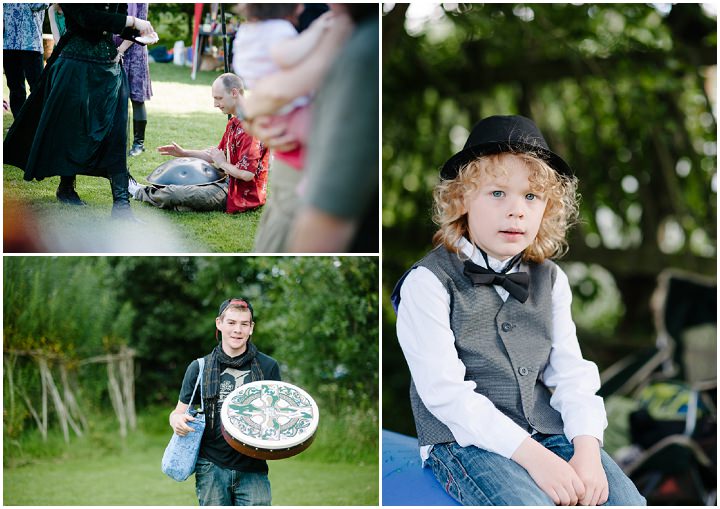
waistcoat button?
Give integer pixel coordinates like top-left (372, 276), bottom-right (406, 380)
top-left (518, 367), bottom-right (529, 376)
top-left (501, 322), bottom-right (512, 332)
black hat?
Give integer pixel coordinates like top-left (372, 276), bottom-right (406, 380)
top-left (218, 297), bottom-right (254, 319)
top-left (440, 115), bottom-right (573, 180)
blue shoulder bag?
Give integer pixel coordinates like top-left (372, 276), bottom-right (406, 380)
top-left (161, 357), bottom-right (206, 481)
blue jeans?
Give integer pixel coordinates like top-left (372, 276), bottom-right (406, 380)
top-left (195, 457), bottom-right (271, 506)
top-left (427, 434), bottom-right (646, 506)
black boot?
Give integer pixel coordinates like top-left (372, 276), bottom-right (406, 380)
top-left (56, 176), bottom-right (87, 206)
top-left (109, 173), bottom-right (138, 220)
top-left (128, 120), bottom-right (146, 156)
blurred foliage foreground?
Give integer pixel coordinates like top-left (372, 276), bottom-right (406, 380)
top-left (381, 3), bottom-right (716, 434)
top-left (3, 256), bottom-right (379, 453)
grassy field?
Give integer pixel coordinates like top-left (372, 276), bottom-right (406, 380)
top-left (3, 406), bottom-right (379, 505)
top-left (3, 62), bottom-right (265, 253)
top-left (3, 446), bottom-right (378, 505)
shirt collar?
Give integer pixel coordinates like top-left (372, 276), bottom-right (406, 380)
top-left (457, 237), bottom-right (522, 273)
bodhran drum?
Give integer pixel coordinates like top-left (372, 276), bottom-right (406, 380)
top-left (220, 380), bottom-right (319, 460)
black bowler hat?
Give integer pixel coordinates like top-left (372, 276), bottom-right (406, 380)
top-left (440, 115), bottom-right (573, 180)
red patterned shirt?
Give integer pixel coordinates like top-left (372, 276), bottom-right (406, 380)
top-left (218, 117), bottom-right (270, 214)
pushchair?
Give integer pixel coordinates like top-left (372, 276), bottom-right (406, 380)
top-left (599, 269), bottom-right (716, 505)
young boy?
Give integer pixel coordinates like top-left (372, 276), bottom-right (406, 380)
top-left (392, 115), bottom-right (646, 506)
top-left (170, 298), bottom-right (280, 506)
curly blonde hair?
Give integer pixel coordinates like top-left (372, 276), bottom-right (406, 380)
top-left (432, 152), bottom-right (579, 263)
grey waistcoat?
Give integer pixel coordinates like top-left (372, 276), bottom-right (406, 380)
top-left (404, 246), bottom-right (565, 447)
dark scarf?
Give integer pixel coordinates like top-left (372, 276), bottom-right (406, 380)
top-left (463, 247), bottom-right (530, 303)
top-left (202, 342), bottom-right (264, 429)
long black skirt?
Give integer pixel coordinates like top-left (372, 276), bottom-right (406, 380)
top-left (10, 55), bottom-right (129, 181)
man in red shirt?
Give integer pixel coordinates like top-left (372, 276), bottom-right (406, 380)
top-left (130, 73), bottom-right (269, 213)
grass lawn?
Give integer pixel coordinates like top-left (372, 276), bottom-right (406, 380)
top-left (3, 406), bottom-right (379, 505)
top-left (3, 438), bottom-right (378, 505)
top-left (3, 62), bottom-right (266, 253)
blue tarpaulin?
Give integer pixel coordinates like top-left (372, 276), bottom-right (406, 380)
top-left (382, 429), bottom-right (460, 506)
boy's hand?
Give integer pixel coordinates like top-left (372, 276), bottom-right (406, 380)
top-left (569, 436), bottom-right (609, 506)
top-left (512, 437), bottom-right (585, 505)
top-left (169, 412), bottom-right (196, 436)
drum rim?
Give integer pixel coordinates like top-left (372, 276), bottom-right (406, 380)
top-left (149, 177), bottom-right (226, 188)
top-left (220, 380), bottom-right (320, 451)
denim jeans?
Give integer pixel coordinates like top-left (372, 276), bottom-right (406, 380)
top-left (427, 434), bottom-right (646, 506)
top-left (195, 457), bottom-right (271, 506)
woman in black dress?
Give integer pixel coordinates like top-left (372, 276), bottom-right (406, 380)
top-left (4, 3), bottom-right (155, 219)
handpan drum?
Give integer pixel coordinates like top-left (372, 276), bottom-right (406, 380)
top-left (146, 157), bottom-right (225, 186)
top-left (220, 380), bottom-right (320, 460)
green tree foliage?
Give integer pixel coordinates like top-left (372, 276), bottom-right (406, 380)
top-left (105, 256), bottom-right (210, 405)
top-left (4, 257), bottom-right (134, 357)
top-left (4, 257), bottom-right (136, 435)
top-left (383, 2), bottom-right (716, 334)
top-left (248, 257), bottom-right (379, 410)
top-left (103, 257), bottom-right (378, 412)
top-left (147, 3), bottom-right (246, 48)
top-left (382, 3), bottom-right (716, 434)
top-left (5, 257), bottom-right (378, 435)
top-left (383, 3), bottom-right (715, 272)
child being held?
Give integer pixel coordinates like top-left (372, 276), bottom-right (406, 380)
top-left (232, 4), bottom-right (351, 170)
top-left (392, 115), bottom-right (646, 506)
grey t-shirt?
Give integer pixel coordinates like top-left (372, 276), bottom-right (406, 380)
top-left (303, 17), bottom-right (379, 253)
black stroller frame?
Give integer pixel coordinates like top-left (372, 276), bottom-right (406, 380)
top-left (599, 269), bottom-right (717, 505)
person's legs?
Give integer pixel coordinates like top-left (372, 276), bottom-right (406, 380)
top-left (56, 175), bottom-right (86, 205)
top-left (22, 50), bottom-right (44, 93)
top-left (129, 100), bottom-right (146, 156)
top-left (600, 449), bottom-right (647, 505)
top-left (102, 68), bottom-right (137, 220)
top-left (134, 183), bottom-right (227, 211)
top-left (538, 434), bottom-right (646, 506)
top-left (4, 50), bottom-right (27, 117)
top-left (231, 470), bottom-right (272, 506)
top-left (253, 159), bottom-right (303, 252)
top-left (427, 442), bottom-right (555, 505)
top-left (195, 457), bottom-right (233, 506)
top-left (133, 185), bottom-right (180, 209)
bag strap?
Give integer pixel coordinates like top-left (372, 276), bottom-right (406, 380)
top-left (187, 358), bottom-right (205, 414)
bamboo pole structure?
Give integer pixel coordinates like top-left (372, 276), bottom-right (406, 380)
top-left (4, 348), bottom-right (137, 440)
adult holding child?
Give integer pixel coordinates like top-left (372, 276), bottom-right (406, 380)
top-left (237, 4), bottom-right (356, 252)
top-left (4, 3), bottom-right (157, 220)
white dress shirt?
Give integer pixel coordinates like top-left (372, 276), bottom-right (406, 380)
top-left (396, 238), bottom-right (608, 462)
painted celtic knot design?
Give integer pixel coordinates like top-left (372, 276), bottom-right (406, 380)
top-left (227, 384), bottom-right (315, 442)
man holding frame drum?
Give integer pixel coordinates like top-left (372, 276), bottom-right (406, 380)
top-left (169, 298), bottom-right (280, 505)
